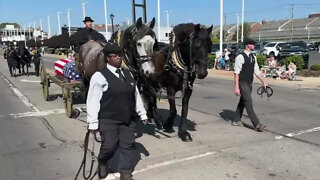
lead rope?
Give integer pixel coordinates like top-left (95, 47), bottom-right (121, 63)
top-left (75, 130), bottom-right (100, 180)
top-left (257, 86), bottom-right (273, 100)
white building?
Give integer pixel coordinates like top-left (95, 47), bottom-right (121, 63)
top-left (154, 26), bottom-right (173, 43)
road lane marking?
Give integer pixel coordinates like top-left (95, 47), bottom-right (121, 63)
top-left (1, 75), bottom-right (39, 112)
top-left (275, 126), bottom-right (320, 140)
top-left (10, 108), bottom-right (87, 118)
top-left (102, 148), bottom-right (232, 180)
top-left (20, 79), bottom-right (41, 83)
top-left (10, 108), bottom-right (66, 118)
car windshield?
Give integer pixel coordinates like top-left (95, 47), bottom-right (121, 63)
top-left (282, 43), bottom-right (307, 50)
top-left (265, 43), bottom-right (276, 47)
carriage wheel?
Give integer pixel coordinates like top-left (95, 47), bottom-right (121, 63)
top-left (62, 86), bottom-right (69, 99)
top-left (42, 77), bottom-right (49, 101)
top-left (40, 67), bottom-right (46, 84)
top-left (64, 90), bottom-right (74, 118)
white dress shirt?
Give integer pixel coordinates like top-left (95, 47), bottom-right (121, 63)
top-left (234, 50), bottom-right (260, 75)
top-left (86, 64), bottom-right (148, 130)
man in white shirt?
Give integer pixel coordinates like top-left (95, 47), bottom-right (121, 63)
top-left (86, 44), bottom-right (148, 180)
top-left (233, 38), bottom-right (268, 132)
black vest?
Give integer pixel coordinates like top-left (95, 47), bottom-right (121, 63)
top-left (98, 66), bottom-right (137, 124)
top-left (239, 52), bottom-right (255, 83)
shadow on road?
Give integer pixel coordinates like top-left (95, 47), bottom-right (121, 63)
top-left (219, 109), bottom-right (237, 122)
top-left (136, 108), bottom-right (197, 139)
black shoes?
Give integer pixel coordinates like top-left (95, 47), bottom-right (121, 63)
top-left (120, 173), bottom-right (133, 180)
top-left (231, 121), bottom-right (242, 126)
top-left (255, 123), bottom-right (266, 132)
top-left (98, 161), bottom-right (109, 179)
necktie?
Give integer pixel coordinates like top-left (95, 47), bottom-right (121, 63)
top-left (116, 68), bottom-right (125, 83)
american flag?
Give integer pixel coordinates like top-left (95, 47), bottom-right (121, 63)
top-left (54, 58), bottom-right (73, 76)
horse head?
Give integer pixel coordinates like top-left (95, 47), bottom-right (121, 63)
top-left (189, 24), bottom-right (213, 79)
top-left (121, 17), bottom-right (157, 75)
top-left (173, 24), bottom-right (213, 79)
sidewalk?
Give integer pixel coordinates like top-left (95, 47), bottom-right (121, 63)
top-left (207, 69), bottom-right (320, 90)
top-left (43, 53), bottom-right (320, 90)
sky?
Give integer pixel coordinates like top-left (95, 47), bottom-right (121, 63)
top-left (1, 0), bottom-right (320, 35)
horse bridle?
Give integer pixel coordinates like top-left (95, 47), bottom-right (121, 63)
top-left (122, 27), bottom-right (156, 73)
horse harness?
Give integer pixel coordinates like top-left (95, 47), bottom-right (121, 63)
top-left (164, 31), bottom-right (199, 91)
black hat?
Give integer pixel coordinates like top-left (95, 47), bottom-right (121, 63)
top-left (243, 38), bottom-right (256, 45)
top-left (103, 44), bottom-right (122, 56)
top-left (83, 16), bottom-right (94, 22)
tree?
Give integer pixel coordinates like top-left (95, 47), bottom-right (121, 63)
top-left (232, 22), bottom-right (251, 41)
top-left (0, 23), bottom-right (20, 29)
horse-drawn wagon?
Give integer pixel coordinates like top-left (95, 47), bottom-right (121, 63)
top-left (40, 58), bottom-right (86, 118)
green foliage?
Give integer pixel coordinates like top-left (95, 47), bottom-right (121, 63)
top-left (0, 23), bottom-right (20, 29)
top-left (211, 37), bottom-right (219, 43)
top-left (310, 64), bottom-right (320, 71)
top-left (256, 55), bottom-right (267, 68)
top-left (207, 54), bottom-right (216, 69)
top-left (232, 22), bottom-right (251, 41)
top-left (284, 55), bottom-right (305, 70)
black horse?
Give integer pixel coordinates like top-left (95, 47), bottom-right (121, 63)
top-left (140, 23), bottom-right (213, 141)
top-left (17, 42), bottom-right (32, 76)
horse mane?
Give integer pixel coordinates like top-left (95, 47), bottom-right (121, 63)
top-left (172, 23), bottom-right (196, 42)
top-left (120, 23), bottom-right (156, 48)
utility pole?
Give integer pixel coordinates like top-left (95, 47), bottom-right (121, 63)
top-left (223, 13), bottom-right (226, 41)
top-left (220, 0), bottom-right (224, 53)
top-left (40, 18), bottom-right (43, 41)
top-left (24, 26), bottom-right (26, 47)
top-left (164, 10), bottom-right (171, 34)
top-left (241, 0), bottom-right (245, 42)
top-left (104, 0), bottom-right (109, 40)
top-left (28, 23), bottom-right (31, 41)
top-left (47, 15), bottom-right (51, 39)
top-left (82, 1), bottom-right (88, 20)
top-left (157, 0), bottom-right (161, 42)
top-left (33, 21), bottom-right (36, 40)
top-left (236, 14), bottom-right (239, 43)
top-left (290, 4), bottom-right (294, 41)
top-left (57, 11), bottom-right (61, 35)
top-left (67, 8), bottom-right (72, 37)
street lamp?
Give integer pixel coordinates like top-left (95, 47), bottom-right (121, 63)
top-left (110, 13), bottom-right (115, 34)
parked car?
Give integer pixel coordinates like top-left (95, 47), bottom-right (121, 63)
top-left (211, 43), bottom-right (227, 54)
top-left (263, 42), bottom-right (285, 57)
top-left (313, 41), bottom-right (320, 51)
top-left (251, 42), bottom-right (265, 55)
top-left (307, 44), bottom-right (316, 51)
top-left (278, 41), bottom-right (309, 69)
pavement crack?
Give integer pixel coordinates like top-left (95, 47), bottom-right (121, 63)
top-left (41, 117), bottom-right (69, 143)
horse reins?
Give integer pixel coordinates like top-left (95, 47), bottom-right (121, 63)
top-left (75, 130), bottom-right (101, 180)
top-left (257, 86), bottom-right (274, 99)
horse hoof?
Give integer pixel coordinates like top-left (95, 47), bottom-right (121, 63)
top-left (178, 131), bottom-right (193, 142)
top-left (163, 123), bottom-right (173, 132)
top-left (163, 128), bottom-right (175, 133)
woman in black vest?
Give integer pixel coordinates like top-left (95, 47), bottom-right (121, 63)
top-left (233, 38), bottom-right (268, 132)
top-left (86, 44), bottom-right (148, 180)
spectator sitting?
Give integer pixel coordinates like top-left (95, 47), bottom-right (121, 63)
top-left (276, 62), bottom-right (286, 79)
top-left (263, 56), bottom-right (277, 77)
top-left (267, 56), bottom-right (277, 68)
top-left (224, 48), bottom-right (231, 71)
top-left (285, 62), bottom-right (297, 80)
top-left (214, 49), bottom-right (222, 69)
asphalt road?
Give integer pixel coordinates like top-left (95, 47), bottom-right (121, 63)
top-left (0, 51), bottom-right (320, 180)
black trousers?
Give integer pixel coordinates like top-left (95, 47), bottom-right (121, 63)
top-left (34, 60), bottom-right (40, 76)
top-left (98, 120), bottom-right (136, 174)
top-left (234, 81), bottom-right (260, 127)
